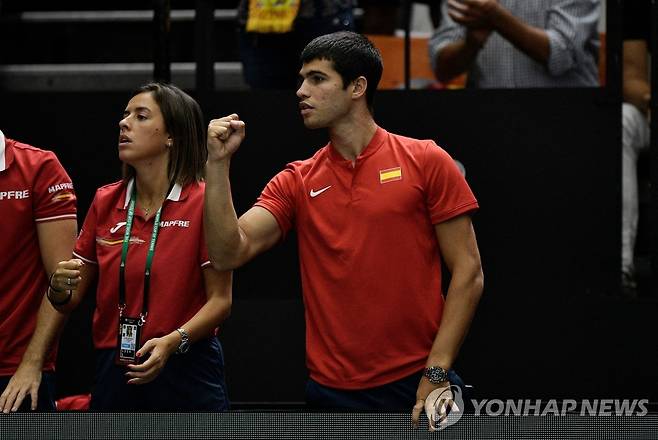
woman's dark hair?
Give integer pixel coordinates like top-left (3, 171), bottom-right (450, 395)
top-left (123, 82), bottom-right (206, 185)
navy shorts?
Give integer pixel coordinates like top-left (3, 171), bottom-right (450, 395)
top-left (0, 371), bottom-right (56, 412)
top-left (91, 337), bottom-right (229, 411)
top-left (306, 369), bottom-right (467, 411)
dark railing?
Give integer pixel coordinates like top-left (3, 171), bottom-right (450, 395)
top-left (194, 0), bottom-right (215, 104)
top-left (153, 0), bottom-right (170, 83)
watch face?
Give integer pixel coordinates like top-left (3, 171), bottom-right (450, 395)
top-left (425, 366), bottom-right (448, 384)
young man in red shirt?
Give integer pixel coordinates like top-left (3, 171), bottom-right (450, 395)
top-left (0, 130), bottom-right (77, 412)
top-left (205, 32), bottom-right (483, 423)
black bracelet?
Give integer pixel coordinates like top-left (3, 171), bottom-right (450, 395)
top-left (48, 272), bottom-right (64, 293)
top-left (47, 286), bottom-right (72, 306)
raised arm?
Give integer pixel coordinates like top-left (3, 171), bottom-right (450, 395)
top-left (204, 114), bottom-right (281, 271)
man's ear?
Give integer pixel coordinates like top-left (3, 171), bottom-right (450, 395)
top-left (351, 76), bottom-right (368, 100)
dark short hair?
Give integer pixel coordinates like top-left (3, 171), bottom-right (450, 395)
top-left (123, 82), bottom-right (206, 186)
top-left (300, 31), bottom-right (383, 110)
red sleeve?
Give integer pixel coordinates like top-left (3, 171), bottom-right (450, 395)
top-left (32, 151), bottom-right (77, 222)
top-left (253, 166), bottom-right (298, 238)
top-left (73, 192), bottom-right (99, 264)
top-left (423, 141), bottom-right (479, 224)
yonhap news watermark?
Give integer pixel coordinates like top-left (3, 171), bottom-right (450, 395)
top-left (471, 398), bottom-right (649, 417)
top-left (428, 384), bottom-right (650, 431)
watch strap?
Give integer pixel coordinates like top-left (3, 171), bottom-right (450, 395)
top-left (175, 327), bottom-right (190, 354)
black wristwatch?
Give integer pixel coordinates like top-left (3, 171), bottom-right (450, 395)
top-left (175, 328), bottom-right (190, 354)
top-left (423, 365), bottom-right (449, 384)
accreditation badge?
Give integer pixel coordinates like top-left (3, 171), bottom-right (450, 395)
top-left (116, 316), bottom-right (142, 365)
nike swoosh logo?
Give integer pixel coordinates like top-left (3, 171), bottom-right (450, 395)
top-left (310, 185), bottom-right (332, 198)
top-left (110, 222), bottom-right (127, 234)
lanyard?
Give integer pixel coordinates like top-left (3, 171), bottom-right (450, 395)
top-left (118, 183), bottom-right (166, 325)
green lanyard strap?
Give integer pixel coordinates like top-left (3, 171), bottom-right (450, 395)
top-left (118, 182), bottom-right (167, 325)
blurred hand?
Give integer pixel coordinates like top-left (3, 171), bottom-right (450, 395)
top-left (448, 0), bottom-right (500, 29)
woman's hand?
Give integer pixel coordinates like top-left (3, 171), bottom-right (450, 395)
top-left (124, 332), bottom-right (180, 385)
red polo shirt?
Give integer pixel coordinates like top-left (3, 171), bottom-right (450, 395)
top-left (255, 127), bottom-right (478, 389)
top-left (74, 179), bottom-right (212, 349)
top-left (0, 132), bottom-right (77, 376)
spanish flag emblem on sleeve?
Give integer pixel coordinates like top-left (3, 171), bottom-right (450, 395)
top-left (379, 167), bottom-right (402, 184)
top-left (51, 192), bottom-right (76, 202)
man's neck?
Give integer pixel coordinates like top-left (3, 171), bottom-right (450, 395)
top-left (328, 114), bottom-right (378, 161)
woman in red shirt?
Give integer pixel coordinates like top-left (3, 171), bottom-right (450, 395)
top-left (48, 83), bottom-right (232, 411)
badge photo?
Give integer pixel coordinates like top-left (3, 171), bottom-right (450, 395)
top-left (116, 315), bottom-right (142, 365)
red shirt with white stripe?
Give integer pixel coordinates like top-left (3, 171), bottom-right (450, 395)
top-left (255, 127), bottom-right (479, 389)
top-left (0, 131), bottom-right (77, 376)
top-left (74, 179), bottom-right (213, 349)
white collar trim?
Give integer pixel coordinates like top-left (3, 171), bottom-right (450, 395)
top-left (123, 178), bottom-right (182, 208)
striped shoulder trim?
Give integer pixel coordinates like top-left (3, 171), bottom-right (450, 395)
top-left (72, 251), bottom-right (98, 265)
top-left (35, 213), bottom-right (77, 223)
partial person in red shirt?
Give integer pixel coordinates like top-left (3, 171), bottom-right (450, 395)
top-left (46, 83), bottom-right (232, 411)
top-left (204, 31), bottom-right (483, 427)
top-left (0, 131), bottom-right (77, 412)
